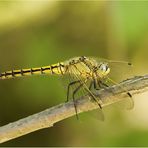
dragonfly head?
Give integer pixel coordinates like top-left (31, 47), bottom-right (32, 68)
top-left (97, 62), bottom-right (110, 78)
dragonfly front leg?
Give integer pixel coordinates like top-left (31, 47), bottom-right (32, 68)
top-left (99, 80), bottom-right (133, 106)
top-left (103, 77), bottom-right (133, 98)
top-left (99, 80), bottom-right (109, 88)
top-left (94, 79), bottom-right (101, 90)
top-left (89, 79), bottom-right (101, 90)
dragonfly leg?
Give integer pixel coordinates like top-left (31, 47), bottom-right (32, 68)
top-left (72, 83), bottom-right (84, 120)
top-left (89, 80), bottom-right (99, 90)
top-left (87, 80), bottom-right (102, 109)
top-left (99, 80), bottom-right (109, 88)
top-left (125, 91), bottom-right (134, 109)
top-left (88, 79), bottom-right (102, 90)
top-left (94, 79), bottom-right (101, 90)
top-left (127, 92), bottom-right (132, 98)
top-left (106, 77), bottom-right (134, 109)
top-left (89, 80), bottom-right (102, 109)
top-left (89, 80), bottom-right (94, 90)
top-left (100, 79), bottom-right (133, 99)
top-left (89, 92), bottom-right (102, 109)
top-left (66, 80), bottom-right (80, 102)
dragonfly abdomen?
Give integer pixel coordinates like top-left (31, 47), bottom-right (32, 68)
top-left (0, 62), bottom-right (65, 79)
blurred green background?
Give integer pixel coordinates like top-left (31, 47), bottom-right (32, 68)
top-left (0, 1), bottom-right (148, 146)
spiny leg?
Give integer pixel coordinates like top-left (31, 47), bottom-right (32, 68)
top-left (98, 80), bottom-right (118, 98)
top-left (88, 79), bottom-right (101, 90)
top-left (88, 80), bottom-right (102, 109)
top-left (66, 80), bottom-right (80, 102)
top-left (89, 80), bottom-right (94, 90)
top-left (72, 83), bottom-right (84, 120)
top-left (99, 80), bottom-right (109, 88)
top-left (94, 79), bottom-right (101, 90)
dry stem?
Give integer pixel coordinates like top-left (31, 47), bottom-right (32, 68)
top-left (0, 75), bottom-right (148, 143)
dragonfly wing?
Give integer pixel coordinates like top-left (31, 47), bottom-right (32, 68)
top-left (66, 64), bottom-right (88, 99)
top-left (93, 56), bottom-right (135, 110)
top-left (65, 62), bottom-right (105, 120)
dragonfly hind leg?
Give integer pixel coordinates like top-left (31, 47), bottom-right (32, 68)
top-left (88, 80), bottom-right (102, 109)
top-left (66, 80), bottom-right (80, 102)
top-left (66, 80), bottom-right (83, 119)
top-left (72, 83), bottom-right (84, 120)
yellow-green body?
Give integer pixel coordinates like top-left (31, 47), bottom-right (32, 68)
top-left (0, 56), bottom-right (134, 118)
top-left (0, 63), bottom-right (65, 79)
top-left (0, 56), bottom-right (110, 80)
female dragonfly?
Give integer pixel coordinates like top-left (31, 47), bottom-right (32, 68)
top-left (0, 56), bottom-right (133, 119)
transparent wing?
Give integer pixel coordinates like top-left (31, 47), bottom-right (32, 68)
top-left (112, 96), bottom-right (134, 111)
top-left (92, 56), bottom-right (134, 110)
top-left (92, 56), bottom-right (133, 80)
top-left (63, 61), bottom-right (105, 121)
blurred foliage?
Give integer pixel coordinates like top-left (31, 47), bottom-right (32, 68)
top-left (0, 1), bottom-right (148, 146)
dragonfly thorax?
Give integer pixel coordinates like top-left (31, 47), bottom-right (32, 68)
top-left (65, 56), bottom-right (110, 79)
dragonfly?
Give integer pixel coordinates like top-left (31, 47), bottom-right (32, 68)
top-left (0, 56), bottom-right (134, 119)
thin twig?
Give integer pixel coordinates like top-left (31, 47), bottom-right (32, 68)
top-left (0, 75), bottom-right (148, 143)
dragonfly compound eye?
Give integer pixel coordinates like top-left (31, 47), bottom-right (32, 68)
top-left (98, 63), bottom-right (110, 76)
